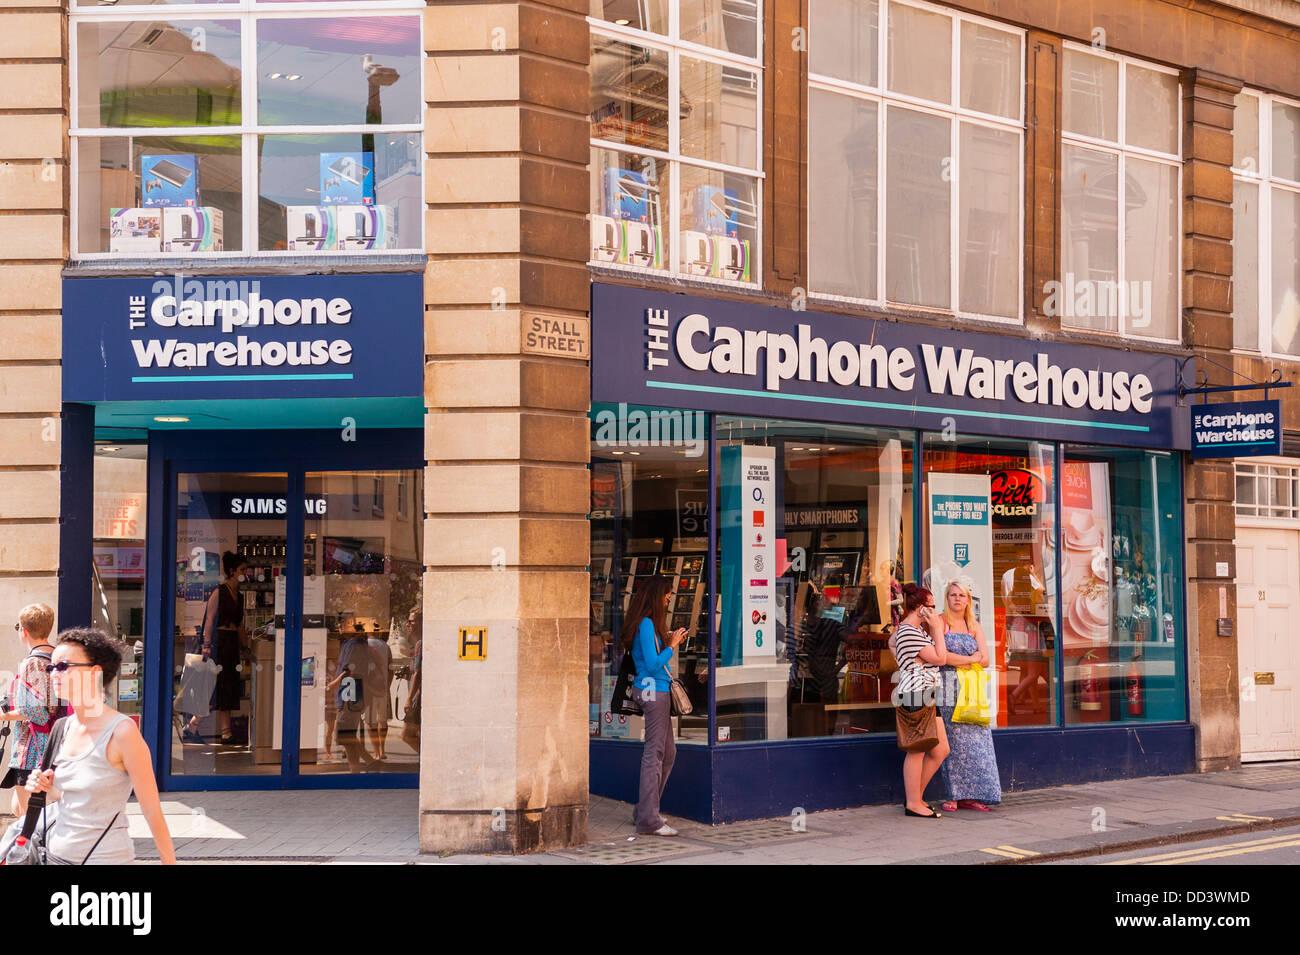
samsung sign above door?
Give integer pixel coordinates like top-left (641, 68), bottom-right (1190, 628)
top-left (62, 274), bottom-right (423, 401)
top-left (591, 284), bottom-right (1190, 450)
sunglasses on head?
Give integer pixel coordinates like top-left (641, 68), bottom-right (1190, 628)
top-left (42, 661), bottom-right (96, 674)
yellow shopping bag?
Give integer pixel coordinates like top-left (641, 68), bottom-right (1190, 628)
top-left (952, 663), bottom-right (991, 726)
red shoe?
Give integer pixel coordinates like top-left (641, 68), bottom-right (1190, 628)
top-left (957, 800), bottom-right (991, 812)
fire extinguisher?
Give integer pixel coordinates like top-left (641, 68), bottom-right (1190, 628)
top-left (1126, 652), bottom-right (1145, 717)
top-left (1079, 650), bottom-right (1102, 711)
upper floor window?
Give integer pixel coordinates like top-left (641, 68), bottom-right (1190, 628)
top-left (71, 1), bottom-right (424, 257)
top-left (1232, 90), bottom-right (1300, 358)
top-left (807, 0), bottom-right (1024, 321)
top-left (1059, 45), bottom-right (1181, 342)
top-left (1235, 461), bottom-right (1300, 521)
top-left (588, 3), bottom-right (762, 285)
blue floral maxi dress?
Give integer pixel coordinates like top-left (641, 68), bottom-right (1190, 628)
top-left (937, 630), bottom-right (1003, 805)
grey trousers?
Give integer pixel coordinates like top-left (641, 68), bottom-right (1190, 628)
top-left (634, 685), bottom-right (675, 833)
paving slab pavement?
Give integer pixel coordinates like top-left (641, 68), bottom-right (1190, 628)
top-left (85, 760), bottom-right (1300, 864)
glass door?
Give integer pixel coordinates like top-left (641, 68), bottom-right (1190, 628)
top-left (170, 472), bottom-right (290, 777)
top-left (297, 470), bottom-right (424, 776)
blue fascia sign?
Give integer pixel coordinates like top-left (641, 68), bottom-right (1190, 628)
top-left (62, 273), bottom-right (423, 402)
top-left (1190, 399), bottom-right (1282, 458)
top-left (592, 284), bottom-right (1190, 450)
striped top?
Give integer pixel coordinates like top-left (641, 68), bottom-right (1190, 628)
top-left (893, 622), bottom-right (940, 695)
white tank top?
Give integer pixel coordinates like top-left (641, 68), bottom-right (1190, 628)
top-left (47, 713), bottom-right (135, 865)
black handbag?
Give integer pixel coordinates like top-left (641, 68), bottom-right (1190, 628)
top-left (610, 651), bottom-right (642, 716)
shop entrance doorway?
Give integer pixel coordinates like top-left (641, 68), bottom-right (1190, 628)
top-left (145, 430), bottom-right (425, 790)
top-left (1236, 525), bottom-right (1300, 761)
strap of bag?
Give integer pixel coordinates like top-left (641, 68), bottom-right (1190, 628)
top-left (80, 812), bottom-right (120, 865)
top-left (19, 716), bottom-right (67, 840)
top-left (651, 629), bottom-right (672, 685)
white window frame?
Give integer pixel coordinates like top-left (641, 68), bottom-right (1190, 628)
top-left (588, 3), bottom-right (765, 290)
top-left (1231, 88), bottom-right (1300, 362)
top-left (1059, 41), bottom-right (1183, 344)
top-left (1234, 458), bottom-right (1300, 525)
top-left (806, 0), bottom-right (1025, 325)
top-left (68, 0), bottom-right (425, 260)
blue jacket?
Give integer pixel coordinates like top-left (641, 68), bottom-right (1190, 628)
top-left (631, 617), bottom-right (673, 692)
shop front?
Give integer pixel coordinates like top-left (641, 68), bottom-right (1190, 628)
top-left (587, 282), bottom-right (1194, 822)
top-left (62, 272), bottom-right (425, 789)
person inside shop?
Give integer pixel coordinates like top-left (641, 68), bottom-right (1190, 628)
top-left (892, 584), bottom-right (948, 818)
top-left (367, 626), bottom-right (394, 761)
top-left (328, 631), bottom-right (382, 774)
top-left (625, 574), bottom-right (685, 837)
top-left (936, 580), bottom-right (1002, 813)
top-left (800, 584), bottom-right (850, 708)
top-left (400, 605), bottom-right (422, 754)
top-left (199, 552), bottom-right (251, 747)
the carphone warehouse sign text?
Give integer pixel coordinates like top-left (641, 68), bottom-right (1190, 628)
top-left (1191, 399), bottom-right (1282, 458)
top-left (591, 284), bottom-right (1190, 450)
top-left (62, 274), bottom-right (423, 401)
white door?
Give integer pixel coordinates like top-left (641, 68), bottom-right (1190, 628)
top-left (1236, 526), bottom-right (1300, 760)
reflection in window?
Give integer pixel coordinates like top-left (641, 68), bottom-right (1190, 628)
top-left (76, 136), bottom-right (242, 254)
top-left (590, 37), bottom-right (670, 154)
top-left (808, 90), bottom-right (877, 300)
top-left (810, 0), bottom-right (878, 88)
top-left (76, 20), bottom-right (241, 128)
top-left (1061, 449), bottom-right (1185, 725)
top-left (960, 21), bottom-right (1019, 120)
top-left (589, 0), bottom-right (669, 36)
top-left (1232, 180), bottom-right (1259, 350)
top-left (679, 57), bottom-right (759, 169)
top-left (92, 444), bottom-right (148, 723)
top-left (258, 134), bottom-right (421, 251)
top-left (1061, 47), bottom-right (1180, 339)
top-left (1233, 91), bottom-right (1300, 355)
top-left (589, 22), bottom-right (761, 284)
top-left (301, 470), bottom-right (424, 776)
top-left (1060, 145), bottom-right (1119, 332)
top-left (1062, 49), bottom-right (1118, 143)
top-left (715, 417), bottom-right (914, 742)
top-left (679, 164), bottom-right (757, 282)
top-left (70, 6), bottom-right (423, 257)
top-left (591, 148), bottom-right (671, 271)
top-left (589, 404), bottom-right (712, 744)
top-left (959, 123), bottom-right (1019, 318)
top-left (256, 17), bottom-right (422, 127)
top-left (679, 0), bottom-right (759, 60)
top-left (886, 107), bottom-right (950, 308)
top-left (922, 438), bottom-right (1059, 729)
top-left (886, 1), bottom-right (951, 105)
top-left (809, 1), bottom-right (1022, 317)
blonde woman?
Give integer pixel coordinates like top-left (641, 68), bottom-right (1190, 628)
top-left (937, 581), bottom-right (1001, 812)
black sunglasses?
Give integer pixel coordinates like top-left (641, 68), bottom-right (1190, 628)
top-left (42, 662), bottom-right (96, 674)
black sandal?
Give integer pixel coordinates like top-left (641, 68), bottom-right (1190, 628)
top-left (904, 807), bottom-right (941, 818)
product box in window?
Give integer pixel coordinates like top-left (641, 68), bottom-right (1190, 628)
top-left (109, 208), bottom-right (162, 252)
top-left (680, 231), bottom-right (750, 282)
top-left (319, 152), bottom-right (375, 206)
top-left (162, 207), bottom-right (223, 252)
top-left (590, 215), bottom-right (662, 268)
top-left (687, 184), bottom-right (739, 237)
top-left (286, 206), bottom-right (335, 251)
top-left (140, 154), bottom-right (200, 208)
top-left (335, 204), bottom-right (395, 250)
top-left (600, 167), bottom-right (651, 222)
